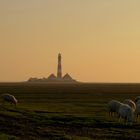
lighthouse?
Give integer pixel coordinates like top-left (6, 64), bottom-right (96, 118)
top-left (57, 53), bottom-right (62, 79)
top-left (27, 53), bottom-right (77, 83)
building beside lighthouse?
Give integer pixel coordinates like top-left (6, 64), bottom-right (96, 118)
top-left (28, 53), bottom-right (77, 83)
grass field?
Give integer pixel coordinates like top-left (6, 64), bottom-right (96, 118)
top-left (0, 83), bottom-right (140, 140)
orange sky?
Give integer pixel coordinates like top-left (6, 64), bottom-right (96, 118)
top-left (0, 0), bottom-right (140, 82)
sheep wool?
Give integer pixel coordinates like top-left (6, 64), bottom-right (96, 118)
top-left (123, 99), bottom-right (136, 112)
top-left (108, 100), bottom-right (122, 116)
top-left (2, 94), bottom-right (17, 105)
top-left (118, 104), bottom-right (134, 125)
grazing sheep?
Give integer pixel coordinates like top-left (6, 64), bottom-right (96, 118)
top-left (108, 100), bottom-right (122, 117)
top-left (1, 94), bottom-right (17, 106)
top-left (118, 103), bottom-right (134, 125)
top-left (123, 99), bottom-right (136, 112)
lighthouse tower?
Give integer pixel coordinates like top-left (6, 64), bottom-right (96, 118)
top-left (57, 53), bottom-right (62, 79)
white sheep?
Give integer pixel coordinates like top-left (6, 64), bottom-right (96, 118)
top-left (118, 103), bottom-right (134, 125)
top-left (123, 99), bottom-right (136, 112)
top-left (1, 94), bottom-right (17, 106)
top-left (108, 100), bottom-right (122, 117)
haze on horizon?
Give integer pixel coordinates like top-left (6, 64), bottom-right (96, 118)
top-left (0, 0), bottom-right (140, 83)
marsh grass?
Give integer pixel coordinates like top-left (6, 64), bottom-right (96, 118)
top-left (0, 83), bottom-right (140, 139)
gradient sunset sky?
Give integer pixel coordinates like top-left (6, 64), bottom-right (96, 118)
top-left (0, 0), bottom-right (140, 82)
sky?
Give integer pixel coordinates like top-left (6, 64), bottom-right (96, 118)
top-left (0, 0), bottom-right (140, 82)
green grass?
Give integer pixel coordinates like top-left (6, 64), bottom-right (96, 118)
top-left (0, 83), bottom-right (140, 139)
top-left (0, 133), bottom-right (20, 140)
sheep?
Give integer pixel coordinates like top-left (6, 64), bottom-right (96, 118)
top-left (108, 100), bottom-right (122, 117)
top-left (1, 94), bottom-right (17, 106)
top-left (118, 103), bottom-right (134, 125)
top-left (123, 99), bottom-right (136, 112)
